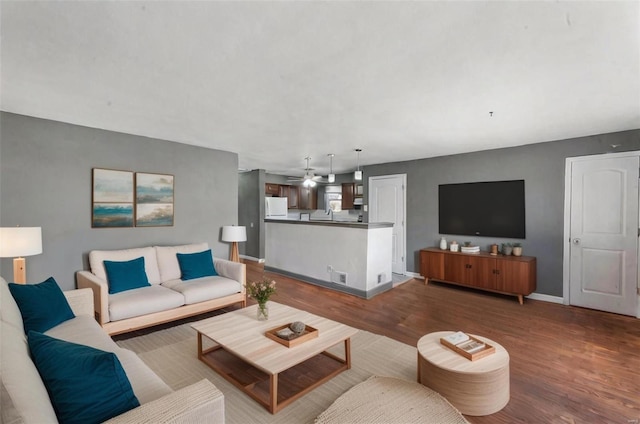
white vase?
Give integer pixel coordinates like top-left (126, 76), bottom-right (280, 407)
top-left (439, 237), bottom-right (447, 250)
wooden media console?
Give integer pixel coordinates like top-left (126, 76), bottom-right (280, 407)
top-left (419, 247), bottom-right (536, 304)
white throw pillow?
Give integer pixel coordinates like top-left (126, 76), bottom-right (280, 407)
top-left (155, 243), bottom-right (209, 282)
top-left (89, 247), bottom-right (161, 285)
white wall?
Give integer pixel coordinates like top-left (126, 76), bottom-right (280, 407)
top-left (265, 222), bottom-right (392, 292)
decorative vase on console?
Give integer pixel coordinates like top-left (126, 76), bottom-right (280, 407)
top-left (245, 278), bottom-right (277, 321)
top-left (439, 237), bottom-right (447, 250)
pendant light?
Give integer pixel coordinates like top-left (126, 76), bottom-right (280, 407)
top-left (354, 148), bottom-right (362, 181)
top-left (327, 154), bottom-right (335, 183)
top-left (303, 157), bottom-right (316, 187)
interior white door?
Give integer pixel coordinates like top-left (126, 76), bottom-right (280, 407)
top-left (369, 174), bottom-right (406, 274)
top-left (568, 155), bottom-right (638, 316)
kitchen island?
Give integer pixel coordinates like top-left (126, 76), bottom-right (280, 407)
top-left (265, 219), bottom-right (394, 298)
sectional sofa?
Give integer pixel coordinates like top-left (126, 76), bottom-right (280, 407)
top-left (1, 276), bottom-right (225, 424)
top-left (77, 242), bottom-right (246, 335)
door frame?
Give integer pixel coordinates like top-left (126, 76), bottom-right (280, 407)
top-left (562, 151), bottom-right (640, 317)
top-left (368, 174), bottom-right (407, 275)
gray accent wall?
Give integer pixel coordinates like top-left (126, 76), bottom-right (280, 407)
top-left (0, 112), bottom-right (239, 290)
top-left (364, 130), bottom-right (640, 297)
top-left (238, 169), bottom-right (264, 259)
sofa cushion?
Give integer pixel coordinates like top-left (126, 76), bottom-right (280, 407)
top-left (1, 380), bottom-right (24, 424)
top-left (46, 315), bottom-right (173, 404)
top-left (8, 277), bottom-right (75, 334)
top-left (1, 277), bottom-right (24, 333)
top-left (1, 322), bottom-right (57, 424)
top-left (104, 257), bottom-right (152, 294)
top-left (155, 243), bottom-right (209, 282)
top-left (90, 247), bottom-right (162, 285)
top-left (162, 276), bottom-right (243, 305)
top-left (177, 249), bottom-right (218, 280)
top-left (108, 285), bottom-right (185, 322)
top-left (28, 331), bottom-right (140, 424)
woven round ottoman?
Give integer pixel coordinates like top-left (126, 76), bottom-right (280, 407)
top-left (417, 331), bottom-right (510, 416)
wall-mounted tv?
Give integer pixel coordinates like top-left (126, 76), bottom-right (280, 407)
top-left (439, 180), bottom-right (525, 239)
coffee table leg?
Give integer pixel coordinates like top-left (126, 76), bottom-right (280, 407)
top-left (345, 338), bottom-right (352, 369)
top-left (270, 373), bottom-right (278, 413)
top-left (197, 332), bottom-right (202, 359)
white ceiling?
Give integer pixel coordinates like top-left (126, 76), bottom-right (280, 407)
top-left (1, 1), bottom-right (639, 177)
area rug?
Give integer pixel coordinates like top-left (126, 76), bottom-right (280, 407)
top-left (116, 323), bottom-right (463, 423)
top-left (315, 376), bottom-right (468, 423)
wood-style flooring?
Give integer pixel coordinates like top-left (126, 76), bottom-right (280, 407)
top-left (243, 260), bottom-right (640, 424)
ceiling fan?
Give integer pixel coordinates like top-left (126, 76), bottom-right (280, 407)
top-left (287, 157), bottom-right (326, 187)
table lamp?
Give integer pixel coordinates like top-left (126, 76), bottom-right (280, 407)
top-left (0, 227), bottom-right (43, 284)
top-left (221, 225), bottom-right (246, 263)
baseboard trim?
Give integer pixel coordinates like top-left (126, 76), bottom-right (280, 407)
top-left (240, 255), bottom-right (265, 263)
top-left (405, 271), bottom-right (422, 279)
top-left (264, 266), bottom-right (393, 299)
top-left (526, 292), bottom-right (564, 304)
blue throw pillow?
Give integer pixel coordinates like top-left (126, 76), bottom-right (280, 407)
top-left (28, 331), bottom-right (140, 424)
top-left (8, 277), bottom-right (75, 334)
top-left (103, 257), bottom-right (151, 294)
top-left (177, 249), bottom-right (218, 280)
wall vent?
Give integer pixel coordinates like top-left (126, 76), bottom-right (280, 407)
top-left (333, 272), bottom-right (347, 285)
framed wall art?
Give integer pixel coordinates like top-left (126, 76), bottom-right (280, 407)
top-left (92, 168), bottom-right (134, 227)
top-left (135, 172), bottom-right (174, 227)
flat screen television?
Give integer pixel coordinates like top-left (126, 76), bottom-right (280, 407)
top-left (438, 180), bottom-right (525, 239)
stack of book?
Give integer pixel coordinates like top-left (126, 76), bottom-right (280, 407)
top-left (441, 331), bottom-right (486, 354)
top-left (460, 245), bottom-right (480, 254)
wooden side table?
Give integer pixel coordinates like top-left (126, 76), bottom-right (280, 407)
top-left (417, 331), bottom-right (510, 416)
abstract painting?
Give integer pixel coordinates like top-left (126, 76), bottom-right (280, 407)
top-left (92, 168), bottom-right (134, 227)
top-left (135, 172), bottom-right (174, 226)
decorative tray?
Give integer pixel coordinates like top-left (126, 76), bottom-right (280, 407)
top-left (265, 323), bottom-right (319, 348)
top-left (440, 333), bottom-right (495, 361)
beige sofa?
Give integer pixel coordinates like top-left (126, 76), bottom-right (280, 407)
top-left (0, 277), bottom-right (225, 424)
top-left (77, 242), bottom-right (246, 335)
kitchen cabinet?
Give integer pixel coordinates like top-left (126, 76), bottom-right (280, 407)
top-left (342, 183), bottom-right (363, 209)
top-left (298, 186), bottom-right (317, 210)
top-left (342, 183), bottom-right (355, 209)
top-left (420, 247), bottom-right (536, 304)
top-left (278, 185), bottom-right (299, 208)
top-left (265, 183), bottom-right (280, 196)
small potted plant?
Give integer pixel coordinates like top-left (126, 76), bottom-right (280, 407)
top-left (512, 243), bottom-right (523, 257)
top-left (245, 278), bottom-right (277, 320)
top-left (502, 243), bottom-right (513, 256)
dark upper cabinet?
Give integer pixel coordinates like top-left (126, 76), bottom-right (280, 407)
top-left (342, 183), bottom-right (355, 209)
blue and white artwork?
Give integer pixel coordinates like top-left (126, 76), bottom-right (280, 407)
top-left (92, 203), bottom-right (134, 227)
top-left (92, 168), bottom-right (134, 227)
top-left (136, 203), bottom-right (174, 227)
top-left (135, 173), bottom-right (174, 226)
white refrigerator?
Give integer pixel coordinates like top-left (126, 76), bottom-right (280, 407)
top-left (265, 197), bottom-right (288, 218)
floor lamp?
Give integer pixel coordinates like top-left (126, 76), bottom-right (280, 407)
top-left (222, 225), bottom-right (246, 263)
top-left (0, 227), bottom-right (43, 284)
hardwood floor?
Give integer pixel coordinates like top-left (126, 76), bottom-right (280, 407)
top-left (244, 260), bottom-right (640, 424)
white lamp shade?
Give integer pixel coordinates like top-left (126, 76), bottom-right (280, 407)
top-left (328, 174), bottom-right (335, 183)
top-left (354, 170), bottom-right (363, 181)
top-left (0, 227), bottom-right (43, 257)
top-left (221, 226), bottom-right (247, 242)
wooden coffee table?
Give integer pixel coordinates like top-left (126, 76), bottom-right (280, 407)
top-left (191, 302), bottom-right (358, 414)
top-left (417, 331), bottom-right (510, 416)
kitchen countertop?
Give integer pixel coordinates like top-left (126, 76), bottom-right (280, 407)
top-left (265, 219), bottom-right (393, 229)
